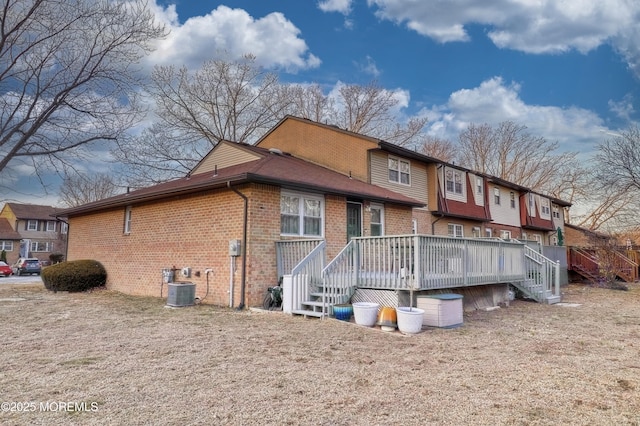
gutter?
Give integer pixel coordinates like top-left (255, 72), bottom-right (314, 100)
top-left (228, 182), bottom-right (247, 310)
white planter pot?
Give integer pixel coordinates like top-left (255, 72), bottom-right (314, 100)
top-left (352, 302), bottom-right (379, 326)
top-left (396, 307), bottom-right (425, 334)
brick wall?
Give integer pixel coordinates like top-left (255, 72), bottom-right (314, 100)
top-left (67, 184), bottom-right (417, 308)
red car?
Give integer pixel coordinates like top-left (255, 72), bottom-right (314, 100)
top-left (0, 261), bottom-right (12, 276)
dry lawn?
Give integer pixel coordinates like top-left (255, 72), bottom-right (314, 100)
top-left (1, 282), bottom-right (640, 425)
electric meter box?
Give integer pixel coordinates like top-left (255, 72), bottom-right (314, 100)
top-left (229, 239), bottom-right (241, 256)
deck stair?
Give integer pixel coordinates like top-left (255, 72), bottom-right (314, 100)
top-left (509, 245), bottom-right (561, 304)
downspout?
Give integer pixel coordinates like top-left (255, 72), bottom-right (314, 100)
top-left (432, 164), bottom-right (444, 235)
top-left (228, 182), bottom-right (247, 310)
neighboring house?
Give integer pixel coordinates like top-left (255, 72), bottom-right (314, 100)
top-left (57, 141), bottom-right (424, 308)
top-left (0, 203), bottom-right (67, 265)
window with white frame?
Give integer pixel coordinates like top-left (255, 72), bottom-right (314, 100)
top-left (46, 221), bottom-right (56, 232)
top-left (485, 228), bottom-right (492, 238)
top-left (476, 177), bottom-right (483, 195)
top-left (471, 226), bottom-right (481, 238)
top-left (0, 241), bottom-right (13, 251)
top-left (124, 206), bottom-right (132, 234)
top-left (445, 169), bottom-right (463, 194)
top-left (500, 230), bottom-right (511, 240)
top-left (532, 234), bottom-right (542, 243)
top-left (510, 192), bottom-right (516, 209)
top-left (30, 241), bottom-right (53, 252)
top-left (448, 223), bottom-right (464, 238)
top-left (61, 222), bottom-right (68, 234)
top-left (541, 198), bottom-right (550, 216)
top-left (494, 188), bottom-right (501, 205)
top-left (529, 193), bottom-right (535, 211)
top-left (369, 204), bottom-right (384, 236)
top-left (552, 207), bottom-right (561, 219)
top-left (388, 157), bottom-right (410, 185)
top-left (280, 192), bottom-right (323, 237)
top-left (27, 220), bottom-right (38, 231)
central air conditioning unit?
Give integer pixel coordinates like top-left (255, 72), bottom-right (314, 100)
top-left (166, 282), bottom-right (196, 307)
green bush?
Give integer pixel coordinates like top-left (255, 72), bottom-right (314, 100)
top-left (41, 260), bottom-right (107, 292)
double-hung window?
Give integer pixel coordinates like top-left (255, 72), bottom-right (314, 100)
top-left (281, 192), bottom-right (323, 237)
top-left (446, 169), bottom-right (463, 194)
top-left (46, 221), bottom-right (56, 232)
top-left (370, 204), bottom-right (384, 236)
top-left (541, 199), bottom-right (550, 216)
top-left (510, 192), bottom-right (516, 209)
top-left (494, 188), bottom-right (501, 205)
top-left (388, 157), bottom-right (410, 185)
top-left (27, 220), bottom-right (38, 231)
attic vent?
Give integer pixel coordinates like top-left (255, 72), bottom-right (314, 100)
top-left (268, 148), bottom-right (283, 155)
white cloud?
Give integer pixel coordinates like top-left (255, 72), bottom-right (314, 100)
top-left (148, 4), bottom-right (320, 72)
top-left (318, 0), bottom-right (353, 15)
top-left (422, 77), bottom-right (613, 156)
top-left (367, 0), bottom-right (640, 76)
top-left (355, 55), bottom-right (381, 77)
top-left (608, 95), bottom-right (635, 122)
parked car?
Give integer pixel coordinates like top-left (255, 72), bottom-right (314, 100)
top-left (12, 258), bottom-right (42, 276)
top-left (0, 261), bottom-right (12, 276)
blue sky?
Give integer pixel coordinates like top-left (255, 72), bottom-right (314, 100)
top-left (3, 0), bottom-right (639, 206)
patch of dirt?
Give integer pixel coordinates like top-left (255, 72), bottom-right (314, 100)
top-left (1, 283), bottom-right (640, 425)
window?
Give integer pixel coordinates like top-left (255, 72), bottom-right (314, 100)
top-left (541, 198), bottom-right (550, 216)
top-left (281, 192), bottom-right (323, 237)
top-left (500, 230), bottom-right (511, 240)
top-left (533, 234), bottom-right (542, 243)
top-left (494, 188), bottom-right (501, 205)
top-left (471, 226), bottom-right (481, 238)
top-left (476, 177), bottom-right (483, 195)
top-left (61, 222), bottom-right (68, 234)
top-left (46, 221), bottom-right (56, 232)
top-left (485, 228), bottom-right (492, 238)
top-left (369, 204), bottom-right (384, 236)
top-left (124, 206), bottom-right (132, 234)
top-left (448, 223), bottom-right (463, 238)
top-left (27, 220), bottom-right (38, 231)
top-left (30, 241), bottom-right (53, 252)
top-left (552, 207), bottom-right (561, 219)
top-left (510, 192), bottom-right (516, 209)
top-left (388, 157), bottom-right (410, 185)
top-left (0, 241), bottom-right (13, 251)
top-left (529, 193), bottom-right (535, 211)
top-left (445, 169), bottom-right (463, 194)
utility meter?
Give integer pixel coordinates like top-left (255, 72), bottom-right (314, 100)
top-left (229, 239), bottom-right (241, 256)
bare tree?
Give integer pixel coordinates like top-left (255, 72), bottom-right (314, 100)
top-left (112, 55), bottom-right (293, 184)
top-left (59, 172), bottom-right (120, 207)
top-left (335, 81), bottom-right (427, 146)
top-left (593, 126), bottom-right (640, 193)
top-left (574, 126), bottom-right (640, 231)
top-left (0, 0), bottom-right (167, 179)
top-left (416, 135), bottom-right (457, 162)
top-left (456, 122), bottom-right (579, 196)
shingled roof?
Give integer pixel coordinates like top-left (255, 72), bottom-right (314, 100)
top-left (0, 218), bottom-right (21, 240)
top-left (4, 203), bottom-right (62, 220)
top-left (57, 145), bottom-right (425, 217)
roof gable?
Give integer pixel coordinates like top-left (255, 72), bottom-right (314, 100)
top-left (191, 140), bottom-right (264, 175)
top-left (3, 203), bottom-right (60, 220)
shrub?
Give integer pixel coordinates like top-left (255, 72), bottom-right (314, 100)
top-left (42, 260), bottom-right (107, 292)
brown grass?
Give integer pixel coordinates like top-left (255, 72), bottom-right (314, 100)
top-left (1, 282), bottom-right (640, 425)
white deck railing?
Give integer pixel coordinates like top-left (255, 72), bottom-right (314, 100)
top-left (350, 235), bottom-right (527, 290)
top-left (278, 235), bottom-right (563, 315)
